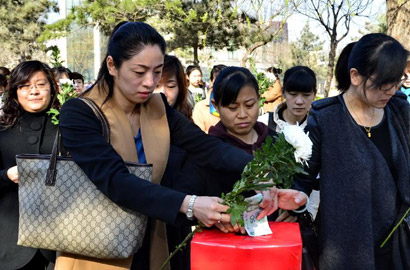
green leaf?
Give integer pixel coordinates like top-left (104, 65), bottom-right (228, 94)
top-left (47, 82), bottom-right (78, 126)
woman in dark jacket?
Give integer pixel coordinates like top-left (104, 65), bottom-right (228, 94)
top-left (175, 67), bottom-right (278, 228)
top-left (153, 54), bottom-right (193, 270)
top-left (291, 33), bottom-right (410, 269)
top-left (0, 61), bottom-right (59, 270)
top-left (57, 22), bottom-right (279, 270)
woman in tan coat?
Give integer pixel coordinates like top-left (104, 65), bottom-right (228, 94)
top-left (57, 21), bottom-right (280, 270)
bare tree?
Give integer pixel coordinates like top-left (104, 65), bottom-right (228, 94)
top-left (235, 0), bottom-right (297, 67)
top-left (386, 0), bottom-right (410, 50)
top-left (294, 0), bottom-right (372, 97)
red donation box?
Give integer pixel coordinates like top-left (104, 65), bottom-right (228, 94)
top-left (191, 222), bottom-right (302, 270)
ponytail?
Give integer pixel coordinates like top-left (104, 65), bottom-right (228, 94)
top-left (335, 42), bottom-right (356, 92)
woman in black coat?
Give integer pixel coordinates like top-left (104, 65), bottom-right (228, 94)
top-left (57, 22), bottom-right (281, 270)
top-left (290, 33), bottom-right (410, 269)
top-left (0, 61), bottom-right (59, 270)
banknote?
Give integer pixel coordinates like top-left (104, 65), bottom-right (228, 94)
top-left (243, 193), bottom-right (272, 236)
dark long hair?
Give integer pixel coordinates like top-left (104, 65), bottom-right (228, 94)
top-left (213, 66), bottom-right (259, 107)
top-left (283, 66), bottom-right (317, 94)
top-left (0, 60), bottom-right (58, 128)
top-left (160, 55), bottom-right (192, 119)
top-left (335, 33), bottom-right (409, 93)
top-left (91, 21), bottom-right (166, 103)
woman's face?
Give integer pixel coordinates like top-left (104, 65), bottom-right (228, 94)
top-left (74, 79), bottom-right (85, 94)
top-left (108, 45), bottom-right (164, 105)
top-left (283, 91), bottom-right (315, 119)
top-left (188, 69), bottom-right (202, 87)
top-left (350, 70), bottom-right (400, 108)
top-left (403, 69), bottom-right (410, 88)
top-left (363, 82), bottom-right (400, 108)
top-left (154, 74), bottom-right (179, 107)
top-left (56, 73), bottom-right (70, 93)
top-left (17, 71), bottom-right (52, 113)
top-left (216, 85), bottom-right (259, 138)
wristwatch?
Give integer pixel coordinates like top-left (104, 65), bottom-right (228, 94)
top-left (186, 195), bottom-right (197, 220)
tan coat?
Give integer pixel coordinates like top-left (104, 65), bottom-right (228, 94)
top-left (262, 79), bottom-right (282, 113)
top-left (55, 87), bottom-right (171, 270)
top-left (192, 95), bottom-right (220, 133)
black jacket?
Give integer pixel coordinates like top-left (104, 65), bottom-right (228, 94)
top-left (0, 111), bottom-right (57, 269)
top-left (175, 121), bottom-right (273, 198)
top-left (59, 95), bottom-right (253, 268)
top-left (293, 93), bottom-right (410, 270)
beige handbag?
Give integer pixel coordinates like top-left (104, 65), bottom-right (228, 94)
top-left (17, 97), bottom-right (151, 259)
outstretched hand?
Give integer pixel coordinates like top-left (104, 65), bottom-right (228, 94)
top-left (277, 189), bottom-right (308, 210)
top-left (256, 186), bottom-right (278, 220)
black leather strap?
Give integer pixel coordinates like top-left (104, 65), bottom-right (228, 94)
top-left (79, 97), bottom-right (110, 143)
top-left (45, 98), bottom-right (110, 186)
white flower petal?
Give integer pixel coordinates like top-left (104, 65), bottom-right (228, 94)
top-left (281, 124), bottom-right (313, 165)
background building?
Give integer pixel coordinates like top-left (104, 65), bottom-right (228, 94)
top-left (50, 1), bottom-right (288, 83)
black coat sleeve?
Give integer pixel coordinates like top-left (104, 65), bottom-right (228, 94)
top-left (164, 95), bottom-right (253, 171)
top-left (59, 98), bottom-right (186, 225)
top-left (0, 168), bottom-right (13, 189)
top-left (291, 111), bottom-right (321, 195)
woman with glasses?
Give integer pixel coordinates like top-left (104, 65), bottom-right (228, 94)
top-left (286, 33), bottom-right (410, 269)
top-left (0, 60), bottom-right (59, 269)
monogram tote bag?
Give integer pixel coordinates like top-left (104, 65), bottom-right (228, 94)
top-left (16, 97), bottom-right (152, 259)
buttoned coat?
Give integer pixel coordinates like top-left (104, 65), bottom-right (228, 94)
top-left (0, 111), bottom-right (57, 269)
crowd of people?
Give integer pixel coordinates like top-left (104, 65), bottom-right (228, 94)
top-left (0, 20), bottom-right (409, 270)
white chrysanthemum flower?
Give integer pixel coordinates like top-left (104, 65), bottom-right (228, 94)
top-left (281, 123), bottom-right (313, 165)
top-left (59, 78), bottom-right (74, 86)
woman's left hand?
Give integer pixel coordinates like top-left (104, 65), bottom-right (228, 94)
top-left (256, 186), bottom-right (278, 220)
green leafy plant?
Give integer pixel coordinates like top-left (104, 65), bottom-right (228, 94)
top-left (222, 135), bottom-right (306, 226)
top-left (194, 93), bottom-right (204, 103)
top-left (46, 45), bottom-right (65, 67)
top-left (47, 82), bottom-right (77, 125)
top-left (248, 57), bottom-right (273, 108)
top-left (161, 133), bottom-right (309, 270)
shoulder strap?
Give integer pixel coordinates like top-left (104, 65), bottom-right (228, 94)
top-left (46, 98), bottom-right (111, 186)
top-left (78, 97), bottom-right (110, 143)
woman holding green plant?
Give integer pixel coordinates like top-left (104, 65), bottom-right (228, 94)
top-left (175, 66), bottom-right (309, 231)
top-left (56, 22), bottom-right (284, 270)
top-left (290, 33), bottom-right (410, 269)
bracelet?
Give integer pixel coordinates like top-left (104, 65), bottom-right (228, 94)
top-left (291, 195), bottom-right (310, 214)
top-left (186, 195), bottom-right (197, 221)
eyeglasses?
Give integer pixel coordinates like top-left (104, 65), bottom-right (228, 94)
top-left (367, 75), bottom-right (408, 92)
top-left (18, 81), bottom-right (50, 93)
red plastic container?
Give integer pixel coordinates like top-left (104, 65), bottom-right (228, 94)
top-left (191, 222), bottom-right (302, 270)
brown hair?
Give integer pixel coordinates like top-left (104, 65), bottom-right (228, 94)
top-left (0, 61), bottom-right (59, 128)
top-left (160, 55), bottom-right (192, 119)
